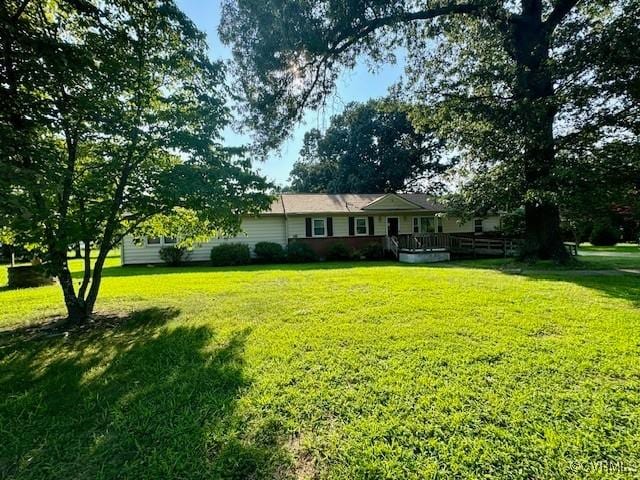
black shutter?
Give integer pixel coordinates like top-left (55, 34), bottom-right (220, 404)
top-left (305, 217), bottom-right (312, 237)
top-left (368, 216), bottom-right (375, 236)
top-left (348, 217), bottom-right (355, 236)
top-left (327, 217), bottom-right (333, 237)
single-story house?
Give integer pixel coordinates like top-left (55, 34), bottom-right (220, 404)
top-left (120, 193), bottom-right (502, 265)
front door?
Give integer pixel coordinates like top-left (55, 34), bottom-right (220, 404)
top-left (387, 217), bottom-right (399, 237)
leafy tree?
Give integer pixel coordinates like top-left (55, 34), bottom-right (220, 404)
top-left (0, 0), bottom-right (271, 322)
top-left (220, 0), bottom-right (639, 261)
top-left (288, 100), bottom-right (446, 193)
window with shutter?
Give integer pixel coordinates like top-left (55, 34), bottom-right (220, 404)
top-left (312, 218), bottom-right (326, 237)
top-left (355, 217), bottom-right (367, 235)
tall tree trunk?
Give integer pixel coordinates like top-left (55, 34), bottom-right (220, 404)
top-left (521, 90), bottom-right (568, 261)
top-left (511, 4), bottom-right (569, 262)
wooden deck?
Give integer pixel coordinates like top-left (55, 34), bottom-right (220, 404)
top-left (386, 233), bottom-right (522, 258)
top-left (386, 234), bottom-right (579, 259)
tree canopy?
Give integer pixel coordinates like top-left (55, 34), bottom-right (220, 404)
top-left (288, 100), bottom-right (446, 193)
top-left (0, 0), bottom-right (271, 322)
top-left (220, 0), bottom-right (639, 260)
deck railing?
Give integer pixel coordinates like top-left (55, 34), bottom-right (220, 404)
top-left (449, 235), bottom-right (522, 257)
top-left (398, 233), bottom-right (450, 251)
top-left (393, 233), bottom-right (523, 257)
top-left (384, 236), bottom-right (400, 258)
top-left (387, 234), bottom-right (578, 258)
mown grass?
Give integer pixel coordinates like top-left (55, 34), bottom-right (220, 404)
top-left (1, 249), bottom-right (639, 479)
top-left (451, 243), bottom-right (640, 271)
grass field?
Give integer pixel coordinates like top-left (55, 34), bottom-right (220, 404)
top-left (1, 246), bottom-right (639, 479)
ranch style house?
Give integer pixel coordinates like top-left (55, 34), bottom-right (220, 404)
top-left (121, 193), bottom-right (503, 265)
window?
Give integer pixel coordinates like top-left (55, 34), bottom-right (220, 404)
top-left (355, 217), bottom-right (368, 235)
top-left (312, 218), bottom-right (326, 237)
top-left (146, 236), bottom-right (178, 246)
top-left (474, 219), bottom-right (483, 233)
top-left (413, 217), bottom-right (434, 234)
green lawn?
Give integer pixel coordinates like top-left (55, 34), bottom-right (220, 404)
top-left (451, 243), bottom-right (640, 271)
top-left (1, 249), bottom-right (639, 479)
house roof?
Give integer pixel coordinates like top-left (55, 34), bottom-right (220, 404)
top-left (265, 193), bottom-right (444, 215)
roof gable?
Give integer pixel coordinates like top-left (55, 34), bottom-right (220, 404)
top-left (272, 193), bottom-right (444, 214)
top-left (362, 193), bottom-right (425, 211)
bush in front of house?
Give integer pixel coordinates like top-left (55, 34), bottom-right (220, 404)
top-left (253, 241), bottom-right (285, 263)
top-left (589, 222), bottom-right (619, 246)
top-left (286, 242), bottom-right (318, 263)
top-left (210, 243), bottom-right (251, 266)
top-left (361, 242), bottom-right (385, 260)
top-left (159, 246), bottom-right (188, 266)
top-left (326, 242), bottom-right (352, 261)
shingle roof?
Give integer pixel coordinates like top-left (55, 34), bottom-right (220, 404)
top-left (264, 193), bottom-right (444, 214)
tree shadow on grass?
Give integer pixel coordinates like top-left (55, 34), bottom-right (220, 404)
top-left (0, 307), bottom-right (291, 479)
top-left (426, 257), bottom-right (640, 308)
top-left (93, 259), bottom-right (399, 278)
top-left (510, 271), bottom-right (640, 308)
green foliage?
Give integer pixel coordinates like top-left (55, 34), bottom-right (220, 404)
top-left (220, 0), bottom-right (639, 260)
top-left (1, 253), bottom-right (640, 478)
top-left (500, 209), bottom-right (526, 238)
top-left (589, 222), bottom-right (620, 247)
top-left (0, 0), bottom-right (271, 319)
top-left (360, 242), bottom-right (385, 260)
top-left (210, 243), bottom-right (251, 266)
top-left (159, 246), bottom-right (188, 267)
top-left (325, 242), bottom-right (352, 261)
top-left (285, 242), bottom-right (318, 263)
top-left (289, 100), bottom-right (445, 193)
top-left (253, 242), bottom-right (285, 263)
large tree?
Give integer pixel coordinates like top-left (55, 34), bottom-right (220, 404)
top-left (0, 0), bottom-right (271, 322)
top-left (220, 0), bottom-right (639, 261)
top-left (289, 100), bottom-right (446, 193)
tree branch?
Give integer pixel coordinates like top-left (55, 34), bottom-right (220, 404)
top-left (327, 4), bottom-right (486, 56)
top-left (544, 0), bottom-right (582, 32)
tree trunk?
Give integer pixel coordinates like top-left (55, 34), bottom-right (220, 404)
top-left (511, 6), bottom-right (569, 262)
top-left (51, 249), bottom-right (90, 323)
top-left (73, 243), bottom-right (82, 258)
top-left (522, 202), bottom-right (568, 261)
top-left (84, 243), bottom-right (111, 316)
top-left (57, 264), bottom-right (89, 323)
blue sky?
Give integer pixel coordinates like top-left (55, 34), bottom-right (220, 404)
top-left (176, 0), bottom-right (406, 186)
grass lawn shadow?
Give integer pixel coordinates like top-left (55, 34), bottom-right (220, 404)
top-left (443, 256), bottom-right (640, 308)
top-left (512, 270), bottom-right (640, 308)
top-left (94, 259), bottom-right (398, 278)
top-left (0, 307), bottom-right (291, 479)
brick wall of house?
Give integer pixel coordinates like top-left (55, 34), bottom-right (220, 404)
top-left (288, 236), bottom-right (384, 258)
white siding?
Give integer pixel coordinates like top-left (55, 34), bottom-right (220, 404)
top-left (287, 212), bottom-right (427, 238)
top-left (441, 216), bottom-right (475, 233)
top-left (441, 215), bottom-right (502, 234)
top-left (122, 216), bottom-right (286, 265)
top-left (482, 216), bottom-right (501, 232)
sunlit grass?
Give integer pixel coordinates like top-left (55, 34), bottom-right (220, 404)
top-left (1, 248), bottom-right (639, 479)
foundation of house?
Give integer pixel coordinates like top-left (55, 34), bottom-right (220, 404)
top-left (398, 250), bottom-right (451, 263)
